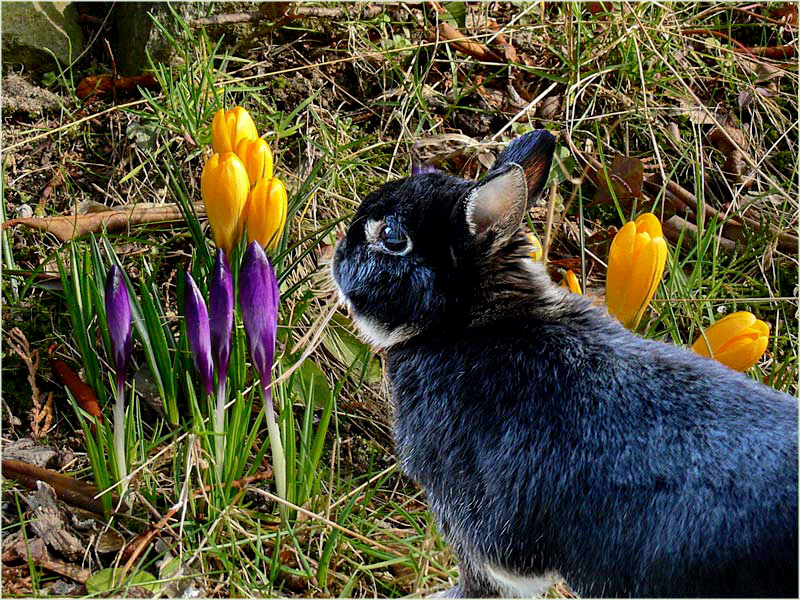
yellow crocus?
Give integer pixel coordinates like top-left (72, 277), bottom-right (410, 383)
top-left (605, 213), bottom-right (668, 330)
top-left (244, 177), bottom-right (288, 251)
top-left (527, 232), bottom-right (544, 261)
top-left (201, 152), bottom-right (250, 256)
top-left (562, 270), bottom-right (583, 294)
top-left (691, 311), bottom-right (769, 372)
top-left (235, 137), bottom-right (274, 186)
top-left (211, 107), bottom-right (258, 155)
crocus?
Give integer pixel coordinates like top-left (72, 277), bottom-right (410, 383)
top-left (104, 264), bottom-right (132, 495)
top-left (211, 106), bottom-right (258, 155)
top-left (201, 152), bottom-right (250, 256)
top-left (563, 270), bottom-right (582, 294)
top-left (692, 311), bottom-right (769, 372)
top-left (244, 177), bottom-right (288, 251)
top-left (184, 272), bottom-right (214, 398)
top-left (104, 265), bottom-right (132, 386)
top-left (411, 160), bottom-right (439, 176)
top-left (240, 242), bottom-right (279, 382)
top-left (208, 249), bottom-right (234, 477)
top-left (239, 241), bottom-right (285, 503)
top-left (209, 250), bottom-right (234, 382)
top-left (235, 137), bottom-right (273, 186)
top-left (605, 213), bottom-right (667, 330)
top-left (527, 232), bottom-right (544, 262)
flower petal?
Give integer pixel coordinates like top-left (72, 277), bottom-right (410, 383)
top-left (185, 272), bottom-right (214, 397)
top-left (235, 137), bottom-right (274, 185)
top-left (713, 335), bottom-right (769, 372)
top-left (209, 250), bottom-right (234, 381)
top-left (240, 242), bottom-right (280, 388)
top-left (202, 152), bottom-right (250, 256)
top-left (691, 311), bottom-right (757, 356)
top-left (104, 265), bottom-right (132, 384)
top-left (606, 220), bottom-right (637, 321)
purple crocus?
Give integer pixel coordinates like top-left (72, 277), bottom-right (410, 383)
top-left (184, 272), bottom-right (214, 397)
top-left (411, 160), bottom-right (439, 176)
top-left (209, 250), bottom-right (234, 381)
top-left (239, 241), bottom-right (279, 396)
top-left (240, 240), bottom-right (285, 503)
top-left (104, 265), bottom-right (132, 387)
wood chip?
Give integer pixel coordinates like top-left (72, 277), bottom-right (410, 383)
top-left (25, 481), bottom-right (85, 561)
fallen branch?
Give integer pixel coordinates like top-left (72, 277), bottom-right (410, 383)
top-left (662, 215), bottom-right (737, 253)
top-left (644, 174), bottom-right (798, 254)
top-left (3, 202), bottom-right (205, 243)
top-left (2, 459), bottom-right (126, 515)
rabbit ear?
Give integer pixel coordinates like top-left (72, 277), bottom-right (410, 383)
top-left (465, 164), bottom-right (528, 239)
top-left (489, 129), bottom-right (556, 201)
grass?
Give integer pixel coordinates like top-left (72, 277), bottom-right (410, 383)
top-left (1, 2), bottom-right (797, 598)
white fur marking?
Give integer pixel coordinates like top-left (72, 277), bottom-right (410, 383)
top-left (485, 565), bottom-right (559, 598)
top-left (364, 218), bottom-right (384, 243)
top-left (351, 312), bottom-right (417, 349)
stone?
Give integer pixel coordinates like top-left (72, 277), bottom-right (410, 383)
top-left (1, 74), bottom-right (63, 114)
top-left (2, 2), bottom-right (84, 74)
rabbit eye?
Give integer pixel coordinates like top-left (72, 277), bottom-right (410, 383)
top-left (378, 222), bottom-right (412, 255)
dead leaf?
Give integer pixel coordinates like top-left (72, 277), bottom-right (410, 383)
top-left (76, 74), bottom-right (160, 101)
top-left (486, 18), bottom-right (518, 62)
top-left (2, 438), bottom-right (56, 468)
top-left (593, 156), bottom-right (644, 211)
top-left (434, 22), bottom-right (504, 62)
top-left (51, 357), bottom-right (104, 426)
top-left (3, 202), bottom-right (205, 243)
top-left (708, 123), bottom-right (747, 182)
top-left (769, 3), bottom-right (798, 25)
top-left (21, 537), bottom-right (91, 584)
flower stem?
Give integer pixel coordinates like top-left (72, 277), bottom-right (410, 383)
top-left (113, 379), bottom-right (128, 501)
top-left (264, 385), bottom-right (286, 518)
top-left (214, 379), bottom-right (227, 480)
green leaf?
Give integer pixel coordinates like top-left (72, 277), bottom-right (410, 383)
top-left (322, 314), bottom-right (382, 385)
top-left (85, 568), bottom-right (160, 595)
top-left (296, 358), bottom-right (331, 411)
top-left (443, 2), bottom-right (467, 29)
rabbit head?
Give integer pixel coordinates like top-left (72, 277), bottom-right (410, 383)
top-left (333, 130), bottom-right (559, 348)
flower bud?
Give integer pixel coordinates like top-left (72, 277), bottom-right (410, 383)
top-left (692, 311), bottom-right (769, 372)
top-left (244, 177), bottom-right (288, 251)
top-left (104, 265), bottom-right (132, 387)
top-left (201, 152), bottom-right (250, 256)
top-left (234, 137), bottom-right (273, 186)
top-left (209, 250), bottom-right (234, 381)
top-left (184, 272), bottom-right (214, 397)
top-left (606, 213), bottom-right (667, 330)
top-left (239, 242), bottom-right (279, 392)
top-left (211, 106), bottom-right (258, 155)
top-left (562, 270), bottom-right (583, 294)
top-left (527, 232), bottom-right (544, 261)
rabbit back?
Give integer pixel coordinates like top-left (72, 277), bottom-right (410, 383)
top-left (388, 302), bottom-right (798, 597)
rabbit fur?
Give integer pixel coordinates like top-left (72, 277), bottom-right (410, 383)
top-left (332, 130), bottom-right (798, 598)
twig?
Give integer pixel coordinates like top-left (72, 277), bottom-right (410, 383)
top-left (119, 502), bottom-right (182, 579)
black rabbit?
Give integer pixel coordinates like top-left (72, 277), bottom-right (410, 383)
top-left (332, 130), bottom-right (798, 598)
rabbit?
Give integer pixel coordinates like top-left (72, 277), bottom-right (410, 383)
top-left (332, 130), bottom-right (798, 598)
